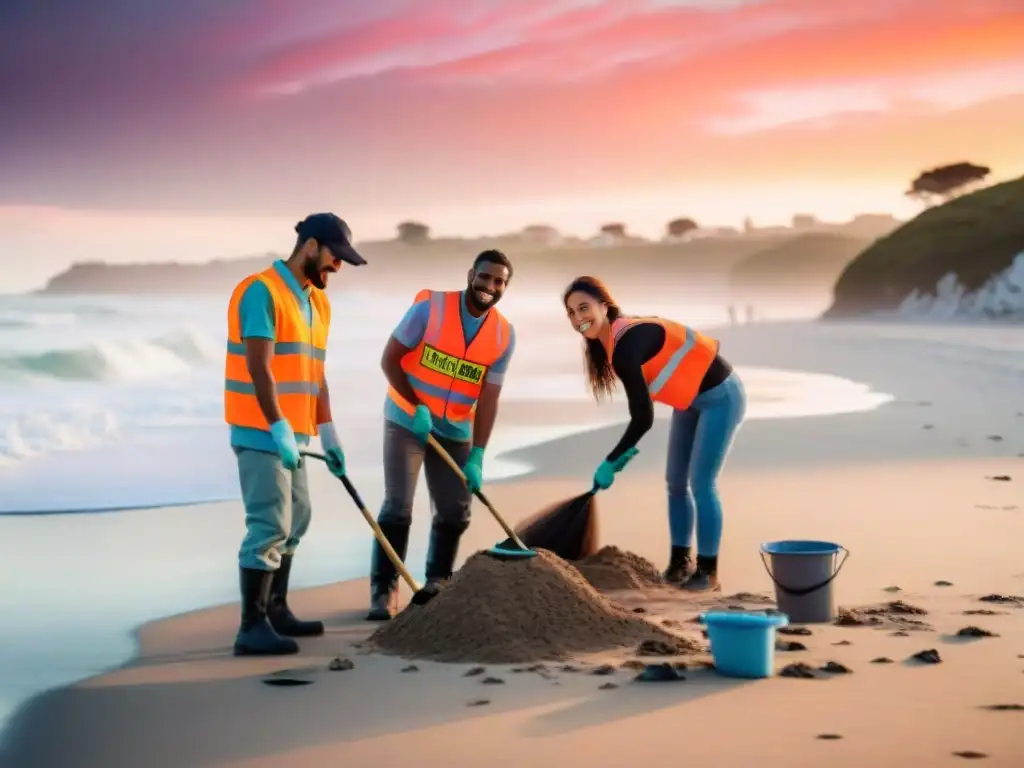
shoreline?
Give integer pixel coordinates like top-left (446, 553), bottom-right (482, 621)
top-left (0, 357), bottom-right (892, 515)
top-left (2, 319), bottom-right (1023, 766)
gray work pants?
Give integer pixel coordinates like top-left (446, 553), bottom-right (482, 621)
top-left (378, 421), bottom-right (472, 527)
top-left (234, 446), bottom-right (312, 571)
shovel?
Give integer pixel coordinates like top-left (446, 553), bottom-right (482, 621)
top-left (301, 451), bottom-right (442, 607)
top-left (425, 436), bottom-right (537, 561)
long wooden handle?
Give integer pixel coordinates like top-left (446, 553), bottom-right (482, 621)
top-left (301, 451), bottom-right (423, 593)
top-left (425, 435), bottom-right (529, 550)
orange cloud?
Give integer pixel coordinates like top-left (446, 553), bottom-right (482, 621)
top-left (239, 0), bottom-right (1024, 97)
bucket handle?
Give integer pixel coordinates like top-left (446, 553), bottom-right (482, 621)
top-left (759, 547), bottom-right (850, 598)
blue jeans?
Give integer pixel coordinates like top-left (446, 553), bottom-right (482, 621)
top-left (665, 371), bottom-right (747, 557)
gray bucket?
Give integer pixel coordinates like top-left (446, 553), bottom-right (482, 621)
top-left (759, 540), bottom-right (849, 624)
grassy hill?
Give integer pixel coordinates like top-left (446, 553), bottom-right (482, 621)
top-left (729, 233), bottom-right (871, 294)
top-left (823, 177), bottom-right (1024, 318)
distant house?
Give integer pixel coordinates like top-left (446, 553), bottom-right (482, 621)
top-left (520, 225), bottom-right (562, 246)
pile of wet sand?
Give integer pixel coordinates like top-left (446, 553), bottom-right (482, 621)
top-left (367, 548), bottom-right (693, 664)
top-left (573, 546), bottom-right (665, 591)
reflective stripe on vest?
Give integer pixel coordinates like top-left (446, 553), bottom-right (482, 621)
top-left (607, 316), bottom-right (718, 410)
top-left (223, 266), bottom-right (331, 435)
top-left (387, 289), bottom-right (510, 424)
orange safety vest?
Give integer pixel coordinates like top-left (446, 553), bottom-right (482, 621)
top-left (223, 265), bottom-right (331, 435)
top-left (387, 289), bottom-right (511, 425)
top-left (603, 316), bottom-right (719, 411)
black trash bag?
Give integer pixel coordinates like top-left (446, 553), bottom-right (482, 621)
top-left (505, 489), bottom-right (600, 561)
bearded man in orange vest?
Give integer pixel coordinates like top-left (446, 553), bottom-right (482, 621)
top-left (224, 213), bottom-right (367, 655)
top-left (370, 250), bottom-right (516, 620)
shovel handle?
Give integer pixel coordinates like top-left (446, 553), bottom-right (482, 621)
top-left (300, 451), bottom-right (423, 594)
top-left (424, 435), bottom-right (528, 551)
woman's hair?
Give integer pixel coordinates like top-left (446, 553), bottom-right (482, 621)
top-left (562, 276), bottom-right (623, 402)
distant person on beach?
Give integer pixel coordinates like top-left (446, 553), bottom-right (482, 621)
top-left (371, 250), bottom-right (516, 620)
top-left (562, 276), bottom-right (747, 592)
top-left (224, 213), bottom-right (367, 655)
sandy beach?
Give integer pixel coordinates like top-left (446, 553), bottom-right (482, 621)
top-left (2, 320), bottom-right (1023, 768)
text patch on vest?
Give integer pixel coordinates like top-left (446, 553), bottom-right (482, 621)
top-left (420, 344), bottom-right (487, 385)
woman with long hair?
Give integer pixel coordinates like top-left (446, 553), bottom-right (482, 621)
top-left (562, 276), bottom-right (747, 592)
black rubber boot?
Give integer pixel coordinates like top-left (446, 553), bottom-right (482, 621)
top-left (663, 545), bottom-right (695, 585)
top-left (267, 554), bottom-right (324, 637)
top-left (682, 554), bottom-right (721, 593)
top-left (366, 521), bottom-right (411, 621)
top-left (424, 521), bottom-right (468, 585)
top-left (233, 567), bottom-right (300, 656)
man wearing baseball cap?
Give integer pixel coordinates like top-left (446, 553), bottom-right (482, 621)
top-left (223, 213), bottom-right (366, 656)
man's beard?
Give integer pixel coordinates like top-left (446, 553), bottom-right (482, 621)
top-left (466, 283), bottom-right (497, 312)
top-left (304, 258), bottom-right (328, 290)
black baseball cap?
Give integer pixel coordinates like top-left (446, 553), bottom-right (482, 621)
top-left (295, 213), bottom-right (367, 266)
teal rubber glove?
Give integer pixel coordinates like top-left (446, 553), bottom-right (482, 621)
top-left (612, 446), bottom-right (639, 472)
top-left (593, 459), bottom-right (617, 490)
top-left (318, 421), bottom-right (346, 478)
top-left (410, 404), bottom-right (433, 441)
top-left (269, 419), bottom-right (301, 470)
top-left (463, 446), bottom-right (484, 493)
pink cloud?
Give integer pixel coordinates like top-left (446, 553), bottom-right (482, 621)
top-left (235, 0), bottom-right (997, 95)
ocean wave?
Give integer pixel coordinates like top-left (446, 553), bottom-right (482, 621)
top-left (0, 326), bottom-right (220, 382)
top-left (0, 407), bottom-right (120, 467)
top-left (0, 304), bottom-right (122, 329)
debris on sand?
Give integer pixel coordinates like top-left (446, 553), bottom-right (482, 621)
top-left (636, 637), bottom-right (703, 656)
top-left (816, 734), bottom-right (843, 740)
top-left (964, 609), bottom-right (1003, 616)
top-left (367, 549), bottom-right (696, 663)
top-left (780, 663), bottom-right (817, 679)
top-left (328, 657), bottom-right (354, 672)
top-left (935, 580), bottom-right (954, 587)
top-left (573, 546), bottom-right (665, 591)
top-left (821, 661), bottom-right (851, 674)
top-left (634, 663), bottom-right (685, 682)
top-left (776, 640), bottom-right (807, 652)
top-left (871, 657), bottom-right (894, 664)
top-left (956, 626), bottom-right (999, 638)
top-left (835, 601), bottom-right (933, 631)
top-left (985, 475), bottom-right (1011, 482)
top-left (952, 750), bottom-right (988, 759)
top-left (980, 704), bottom-right (1023, 711)
top-left (909, 649), bottom-right (942, 664)
top-left (467, 699), bottom-right (490, 707)
top-left (978, 594), bottom-right (1023, 606)
top-left (778, 626), bottom-right (813, 636)
top-left (723, 592), bottom-right (774, 604)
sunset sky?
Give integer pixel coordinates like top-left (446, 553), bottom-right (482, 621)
top-left (2, 0), bottom-right (1023, 290)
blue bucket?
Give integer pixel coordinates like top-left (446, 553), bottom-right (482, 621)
top-left (700, 610), bottom-right (790, 679)
top-left (760, 540), bottom-right (849, 624)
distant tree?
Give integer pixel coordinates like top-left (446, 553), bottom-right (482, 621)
top-left (665, 217), bottom-right (698, 238)
top-left (905, 162), bottom-right (991, 206)
top-left (599, 222), bottom-right (627, 239)
top-left (396, 221), bottom-right (431, 244)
